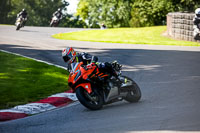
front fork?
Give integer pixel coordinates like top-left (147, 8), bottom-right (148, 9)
top-left (76, 83), bottom-right (102, 102)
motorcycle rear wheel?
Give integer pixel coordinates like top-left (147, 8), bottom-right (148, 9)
top-left (76, 87), bottom-right (103, 110)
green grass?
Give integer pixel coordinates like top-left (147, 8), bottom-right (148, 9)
top-left (0, 51), bottom-right (69, 109)
top-left (52, 26), bottom-right (200, 46)
top-left (0, 24), bottom-right (13, 26)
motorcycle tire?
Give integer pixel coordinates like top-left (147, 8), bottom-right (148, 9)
top-left (76, 87), bottom-right (103, 110)
top-left (50, 20), bottom-right (54, 27)
top-left (16, 24), bottom-right (20, 30)
top-left (122, 76), bottom-right (141, 102)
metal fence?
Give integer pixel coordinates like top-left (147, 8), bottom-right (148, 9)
top-left (167, 12), bottom-right (200, 42)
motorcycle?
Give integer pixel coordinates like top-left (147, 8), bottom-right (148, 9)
top-left (193, 25), bottom-right (200, 40)
top-left (68, 61), bottom-right (141, 110)
top-left (15, 16), bottom-right (25, 30)
top-left (50, 16), bottom-right (59, 27)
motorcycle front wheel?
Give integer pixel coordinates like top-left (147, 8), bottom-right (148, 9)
top-left (16, 24), bottom-right (20, 30)
top-left (76, 87), bottom-right (103, 110)
top-left (122, 76), bottom-right (141, 102)
top-left (50, 22), bottom-right (53, 27)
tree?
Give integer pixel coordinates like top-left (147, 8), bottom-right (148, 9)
top-left (76, 0), bottom-right (133, 28)
top-left (76, 0), bottom-right (200, 28)
top-left (0, 0), bottom-right (12, 24)
top-left (60, 14), bottom-right (87, 28)
top-left (76, 0), bottom-right (89, 21)
top-left (1, 0), bottom-right (69, 26)
top-left (170, 0), bottom-right (200, 12)
top-left (129, 0), bottom-right (174, 27)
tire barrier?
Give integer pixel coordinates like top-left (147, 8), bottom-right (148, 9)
top-left (167, 12), bottom-right (200, 43)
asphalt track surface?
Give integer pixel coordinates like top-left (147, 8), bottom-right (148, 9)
top-left (0, 25), bottom-right (200, 133)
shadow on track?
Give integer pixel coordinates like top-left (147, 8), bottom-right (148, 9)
top-left (18, 29), bottom-right (39, 32)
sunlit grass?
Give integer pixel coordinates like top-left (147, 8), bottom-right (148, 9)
top-left (0, 24), bottom-right (12, 26)
top-left (0, 51), bottom-right (69, 109)
top-left (52, 26), bottom-right (200, 46)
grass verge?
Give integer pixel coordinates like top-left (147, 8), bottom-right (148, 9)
top-left (52, 26), bottom-right (200, 46)
top-left (0, 51), bottom-right (69, 109)
top-left (0, 24), bottom-right (13, 26)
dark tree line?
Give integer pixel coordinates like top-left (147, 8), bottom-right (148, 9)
top-left (0, 0), bottom-right (12, 24)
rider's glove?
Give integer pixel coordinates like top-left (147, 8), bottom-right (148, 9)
top-left (111, 61), bottom-right (122, 71)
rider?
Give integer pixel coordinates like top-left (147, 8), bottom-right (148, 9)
top-left (62, 47), bottom-right (97, 65)
top-left (17, 9), bottom-right (28, 26)
top-left (52, 8), bottom-right (63, 20)
top-left (193, 8), bottom-right (200, 40)
top-left (62, 47), bottom-right (119, 80)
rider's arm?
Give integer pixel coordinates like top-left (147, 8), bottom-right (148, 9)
top-left (60, 12), bottom-right (63, 19)
top-left (67, 63), bottom-right (72, 72)
top-left (25, 12), bottom-right (28, 18)
top-left (194, 17), bottom-right (200, 26)
top-left (17, 12), bottom-right (22, 17)
top-left (53, 11), bottom-right (57, 16)
top-left (91, 56), bottom-right (98, 63)
top-left (81, 52), bottom-right (98, 63)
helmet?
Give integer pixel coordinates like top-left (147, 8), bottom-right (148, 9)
top-left (57, 8), bottom-right (61, 12)
top-left (62, 47), bottom-right (76, 63)
top-left (22, 8), bottom-right (26, 12)
top-left (195, 8), bottom-right (200, 18)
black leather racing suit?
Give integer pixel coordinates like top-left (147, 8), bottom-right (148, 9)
top-left (67, 52), bottom-right (116, 79)
top-left (193, 16), bottom-right (200, 40)
top-left (17, 11), bottom-right (28, 26)
top-left (17, 11), bottom-right (28, 18)
top-left (67, 52), bottom-right (97, 71)
top-left (53, 11), bottom-right (62, 19)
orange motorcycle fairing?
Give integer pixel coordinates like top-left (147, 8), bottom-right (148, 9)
top-left (75, 83), bottom-right (92, 94)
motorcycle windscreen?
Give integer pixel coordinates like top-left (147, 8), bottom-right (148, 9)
top-left (71, 62), bottom-right (80, 73)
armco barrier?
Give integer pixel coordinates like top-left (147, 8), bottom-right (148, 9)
top-left (167, 12), bottom-right (200, 42)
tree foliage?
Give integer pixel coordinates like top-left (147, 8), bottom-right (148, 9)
top-left (0, 0), bottom-right (12, 24)
top-left (3, 0), bottom-right (67, 26)
top-left (1, 0), bottom-right (200, 28)
top-left (76, 0), bottom-right (200, 28)
top-left (60, 14), bottom-right (87, 28)
top-left (76, 0), bottom-right (89, 21)
top-left (0, 0), bottom-right (87, 27)
top-left (170, 0), bottom-right (200, 12)
top-left (76, 0), bottom-right (132, 28)
top-left (130, 0), bottom-right (174, 27)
